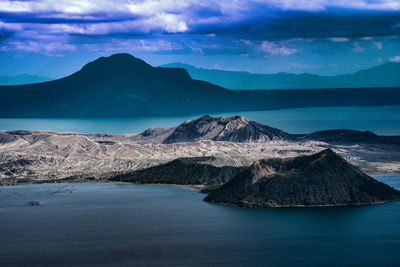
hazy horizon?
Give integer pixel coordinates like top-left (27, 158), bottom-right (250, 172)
top-left (1, 56), bottom-right (399, 81)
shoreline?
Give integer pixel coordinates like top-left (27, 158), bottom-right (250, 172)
top-left (2, 175), bottom-right (400, 208)
top-left (2, 180), bottom-right (400, 208)
top-left (1, 169), bottom-right (398, 187)
top-left (0, 179), bottom-right (206, 191)
top-left (205, 199), bottom-right (400, 209)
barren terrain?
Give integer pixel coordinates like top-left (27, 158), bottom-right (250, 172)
top-left (1, 129), bottom-right (399, 185)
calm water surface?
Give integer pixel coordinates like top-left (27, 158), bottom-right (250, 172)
top-left (0, 105), bottom-right (400, 135)
top-left (0, 174), bottom-right (400, 266)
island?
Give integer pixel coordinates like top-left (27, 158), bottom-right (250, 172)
top-left (204, 149), bottom-right (400, 207)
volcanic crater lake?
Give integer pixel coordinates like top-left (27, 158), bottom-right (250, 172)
top-left (1, 174), bottom-right (400, 266)
top-left (1, 105), bottom-right (400, 135)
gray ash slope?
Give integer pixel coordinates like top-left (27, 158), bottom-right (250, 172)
top-left (204, 149), bottom-right (400, 207)
top-left (1, 115), bottom-right (400, 185)
top-left (130, 115), bottom-right (400, 144)
top-left (2, 115), bottom-right (397, 145)
top-left (163, 115), bottom-right (289, 143)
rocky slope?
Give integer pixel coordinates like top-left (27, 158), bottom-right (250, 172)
top-left (204, 149), bottom-right (400, 207)
top-left (1, 116), bottom-right (400, 185)
top-left (109, 157), bottom-right (245, 191)
top-left (92, 115), bottom-right (400, 144)
top-left (163, 115), bottom-right (289, 143)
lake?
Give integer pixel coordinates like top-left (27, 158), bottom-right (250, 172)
top-left (1, 174), bottom-right (400, 266)
top-left (0, 105), bottom-right (400, 135)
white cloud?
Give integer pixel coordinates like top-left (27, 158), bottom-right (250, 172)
top-left (152, 13), bottom-right (188, 33)
top-left (83, 39), bottom-right (182, 53)
top-left (8, 41), bottom-right (76, 56)
top-left (389, 55), bottom-right (400, 62)
top-left (328, 37), bottom-right (349, 42)
top-left (372, 41), bottom-right (383, 50)
top-left (1, 0), bottom-right (399, 15)
top-left (352, 42), bottom-right (366, 52)
top-left (361, 36), bottom-right (374, 40)
top-left (289, 62), bottom-right (322, 69)
top-left (261, 41), bottom-right (298, 56)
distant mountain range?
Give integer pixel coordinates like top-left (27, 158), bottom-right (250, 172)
top-left (161, 62), bottom-right (400, 90)
top-left (0, 53), bottom-right (399, 117)
top-left (0, 74), bottom-right (51, 85)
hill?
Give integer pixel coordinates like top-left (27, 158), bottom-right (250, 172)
top-left (162, 115), bottom-right (288, 143)
top-left (109, 157), bottom-right (245, 191)
top-left (127, 115), bottom-right (400, 144)
top-left (204, 149), bottom-right (400, 207)
top-left (0, 54), bottom-right (237, 117)
top-left (0, 54), bottom-right (399, 117)
top-left (161, 62), bottom-right (400, 90)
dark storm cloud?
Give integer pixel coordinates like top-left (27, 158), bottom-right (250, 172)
top-left (0, 11), bottom-right (142, 24)
top-left (0, 0), bottom-right (399, 55)
top-left (191, 10), bottom-right (400, 39)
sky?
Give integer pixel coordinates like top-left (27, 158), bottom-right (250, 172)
top-left (0, 0), bottom-right (399, 78)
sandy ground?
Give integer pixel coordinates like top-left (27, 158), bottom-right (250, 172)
top-left (1, 130), bottom-right (399, 184)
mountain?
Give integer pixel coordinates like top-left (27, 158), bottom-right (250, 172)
top-left (109, 157), bottom-right (245, 191)
top-left (0, 74), bottom-right (51, 85)
top-left (0, 54), bottom-right (238, 117)
top-left (0, 53), bottom-right (399, 117)
top-left (161, 62), bottom-right (400, 90)
top-left (162, 115), bottom-right (288, 143)
top-left (127, 115), bottom-right (400, 144)
top-left (204, 149), bottom-right (400, 207)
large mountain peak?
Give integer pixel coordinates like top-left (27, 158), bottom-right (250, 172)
top-left (76, 53), bottom-right (193, 83)
top-left (162, 115), bottom-right (288, 143)
top-left (78, 53), bottom-right (153, 75)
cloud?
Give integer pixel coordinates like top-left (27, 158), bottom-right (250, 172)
top-left (289, 62), bottom-right (322, 70)
top-left (389, 55), bottom-right (400, 62)
top-left (1, 0), bottom-right (399, 15)
top-left (372, 41), bottom-right (383, 50)
top-left (328, 37), bottom-right (349, 42)
top-left (361, 36), bottom-right (374, 40)
top-left (261, 41), bottom-right (298, 56)
top-left (8, 40), bottom-right (76, 56)
top-left (352, 42), bottom-right (366, 52)
top-left (0, 0), bottom-right (399, 58)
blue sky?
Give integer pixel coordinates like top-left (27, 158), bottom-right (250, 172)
top-left (0, 0), bottom-right (399, 77)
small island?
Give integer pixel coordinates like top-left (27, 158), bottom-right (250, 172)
top-left (204, 149), bottom-right (400, 207)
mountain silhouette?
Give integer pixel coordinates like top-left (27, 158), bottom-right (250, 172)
top-left (161, 62), bottom-right (400, 90)
top-left (0, 53), bottom-right (399, 117)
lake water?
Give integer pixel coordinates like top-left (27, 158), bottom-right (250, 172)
top-left (1, 174), bottom-right (400, 266)
top-left (0, 105), bottom-right (400, 135)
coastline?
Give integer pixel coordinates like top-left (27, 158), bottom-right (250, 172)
top-left (2, 173), bottom-right (400, 208)
top-left (0, 179), bottom-right (205, 191)
top-left (205, 199), bottom-right (400, 209)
